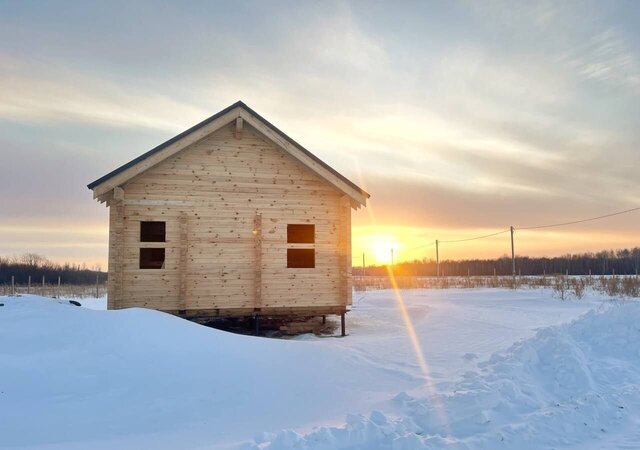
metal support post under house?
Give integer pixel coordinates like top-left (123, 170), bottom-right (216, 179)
top-left (254, 315), bottom-right (260, 336)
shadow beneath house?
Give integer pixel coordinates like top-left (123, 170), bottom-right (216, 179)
top-left (198, 315), bottom-right (338, 338)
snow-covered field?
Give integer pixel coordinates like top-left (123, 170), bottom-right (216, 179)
top-left (1, 289), bottom-right (638, 449)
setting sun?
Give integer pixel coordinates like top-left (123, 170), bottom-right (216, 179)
top-left (369, 237), bottom-right (399, 265)
top-left (352, 227), bottom-right (409, 266)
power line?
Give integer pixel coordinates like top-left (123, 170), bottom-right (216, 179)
top-left (517, 206), bottom-right (640, 230)
top-left (401, 205), bottom-right (640, 251)
top-left (354, 205), bottom-right (639, 264)
top-left (407, 242), bottom-right (436, 250)
top-left (439, 229), bottom-right (510, 244)
top-left (404, 230), bottom-right (508, 252)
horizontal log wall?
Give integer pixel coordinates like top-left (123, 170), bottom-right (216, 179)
top-left (108, 122), bottom-right (350, 314)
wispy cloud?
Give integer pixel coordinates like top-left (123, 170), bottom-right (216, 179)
top-left (559, 29), bottom-right (640, 94)
top-left (0, 54), bottom-right (209, 131)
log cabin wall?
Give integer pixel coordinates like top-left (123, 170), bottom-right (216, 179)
top-left (107, 122), bottom-right (350, 315)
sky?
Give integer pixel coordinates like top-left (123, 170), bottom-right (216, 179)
top-left (0, 0), bottom-right (639, 268)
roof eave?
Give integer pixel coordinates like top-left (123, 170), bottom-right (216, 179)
top-left (87, 101), bottom-right (370, 206)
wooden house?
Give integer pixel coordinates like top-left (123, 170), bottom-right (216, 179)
top-left (88, 101), bottom-right (369, 334)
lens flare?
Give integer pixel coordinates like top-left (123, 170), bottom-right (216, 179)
top-left (351, 162), bottom-right (449, 430)
top-left (386, 264), bottom-right (450, 432)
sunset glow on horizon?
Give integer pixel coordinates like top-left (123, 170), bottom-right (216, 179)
top-left (352, 223), bottom-right (640, 267)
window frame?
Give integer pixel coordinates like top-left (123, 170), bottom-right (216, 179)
top-left (138, 220), bottom-right (168, 271)
top-left (286, 223), bottom-right (316, 269)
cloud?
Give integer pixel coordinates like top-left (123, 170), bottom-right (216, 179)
top-left (299, 12), bottom-right (387, 72)
top-left (354, 173), bottom-right (639, 232)
top-left (559, 29), bottom-right (640, 94)
top-left (0, 54), bottom-right (209, 131)
top-left (0, 223), bottom-right (107, 266)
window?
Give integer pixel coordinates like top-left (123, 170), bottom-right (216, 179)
top-left (139, 221), bottom-right (166, 269)
top-left (140, 221), bottom-right (166, 242)
top-left (140, 248), bottom-right (165, 269)
top-left (287, 223), bottom-right (315, 268)
top-left (287, 224), bottom-right (315, 243)
top-left (287, 249), bottom-right (315, 268)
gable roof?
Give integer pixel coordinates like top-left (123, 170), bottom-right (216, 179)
top-left (88, 101), bottom-right (369, 207)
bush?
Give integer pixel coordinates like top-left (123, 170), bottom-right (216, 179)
top-left (552, 275), bottom-right (570, 301)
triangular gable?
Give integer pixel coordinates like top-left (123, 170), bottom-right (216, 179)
top-left (87, 101), bottom-right (369, 208)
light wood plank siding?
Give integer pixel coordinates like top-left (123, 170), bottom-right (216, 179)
top-left (107, 122), bottom-right (350, 313)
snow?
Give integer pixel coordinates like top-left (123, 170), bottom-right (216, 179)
top-left (261, 302), bottom-right (640, 450)
top-left (0, 289), bottom-right (637, 449)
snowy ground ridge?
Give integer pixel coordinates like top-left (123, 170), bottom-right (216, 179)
top-left (249, 303), bottom-right (640, 450)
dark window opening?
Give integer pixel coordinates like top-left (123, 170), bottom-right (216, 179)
top-left (287, 224), bottom-right (315, 243)
top-left (287, 248), bottom-right (315, 268)
top-left (140, 221), bottom-right (166, 242)
top-left (140, 248), bottom-right (165, 269)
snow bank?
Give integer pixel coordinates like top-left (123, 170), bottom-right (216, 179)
top-left (251, 303), bottom-right (640, 450)
top-left (0, 290), bottom-right (612, 449)
top-left (0, 295), bottom-right (409, 449)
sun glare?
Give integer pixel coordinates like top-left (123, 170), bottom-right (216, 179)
top-left (370, 237), bottom-right (399, 265)
top-left (352, 226), bottom-right (428, 266)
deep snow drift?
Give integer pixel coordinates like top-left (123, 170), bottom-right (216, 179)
top-left (0, 289), bottom-right (637, 449)
top-left (255, 302), bottom-right (640, 450)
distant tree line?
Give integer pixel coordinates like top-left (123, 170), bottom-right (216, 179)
top-left (355, 248), bottom-right (640, 277)
top-left (0, 254), bottom-right (107, 284)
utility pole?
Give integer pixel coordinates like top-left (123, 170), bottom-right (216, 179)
top-left (390, 248), bottom-right (394, 268)
top-left (510, 226), bottom-right (516, 286)
top-left (435, 240), bottom-right (440, 277)
top-left (362, 253), bottom-right (366, 277)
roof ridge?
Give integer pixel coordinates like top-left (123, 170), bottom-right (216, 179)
top-left (87, 101), bottom-right (369, 200)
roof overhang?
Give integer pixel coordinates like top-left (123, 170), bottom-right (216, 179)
top-left (88, 101), bottom-right (369, 208)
